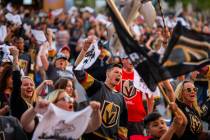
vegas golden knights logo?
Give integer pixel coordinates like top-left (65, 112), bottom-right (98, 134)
top-left (101, 101), bottom-right (120, 128)
top-left (201, 105), bottom-right (208, 116)
top-left (163, 36), bottom-right (209, 67)
top-left (189, 114), bottom-right (202, 134)
top-left (121, 80), bottom-right (136, 98)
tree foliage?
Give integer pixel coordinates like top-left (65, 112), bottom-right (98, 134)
top-left (195, 0), bottom-right (210, 11)
top-left (165, 0), bottom-right (210, 10)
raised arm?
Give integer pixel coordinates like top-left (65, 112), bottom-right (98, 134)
top-left (174, 108), bottom-right (187, 138)
top-left (74, 36), bottom-right (96, 67)
top-left (159, 115), bottom-right (180, 140)
top-left (35, 80), bottom-right (53, 96)
top-left (169, 102), bottom-right (187, 138)
top-left (85, 101), bottom-right (101, 133)
top-left (47, 29), bottom-right (53, 48)
top-left (11, 47), bottom-right (21, 98)
top-left (10, 47), bottom-right (29, 120)
top-left (20, 106), bottom-right (37, 133)
top-left (146, 95), bottom-right (154, 114)
top-left (159, 102), bottom-right (187, 140)
top-left (74, 36), bottom-right (95, 83)
top-left (40, 42), bottom-right (50, 71)
top-left (74, 36), bottom-right (102, 97)
top-left (20, 99), bottom-right (49, 133)
top-left (162, 80), bottom-right (176, 102)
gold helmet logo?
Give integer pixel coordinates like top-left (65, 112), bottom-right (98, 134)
top-left (121, 80), bottom-right (136, 99)
top-left (101, 101), bottom-right (120, 128)
top-left (189, 114), bottom-right (202, 134)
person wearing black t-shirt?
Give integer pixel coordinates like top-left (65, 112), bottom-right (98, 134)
top-left (175, 80), bottom-right (210, 140)
top-left (0, 116), bottom-right (27, 140)
top-left (74, 36), bottom-right (128, 140)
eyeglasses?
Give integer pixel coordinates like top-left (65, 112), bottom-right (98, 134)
top-left (183, 87), bottom-right (198, 93)
top-left (57, 95), bottom-right (74, 103)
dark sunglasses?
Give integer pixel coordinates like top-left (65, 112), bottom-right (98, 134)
top-left (184, 87), bottom-right (198, 93)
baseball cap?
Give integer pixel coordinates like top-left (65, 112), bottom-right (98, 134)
top-left (56, 52), bottom-right (67, 60)
top-left (59, 46), bottom-right (70, 53)
top-left (120, 53), bottom-right (128, 59)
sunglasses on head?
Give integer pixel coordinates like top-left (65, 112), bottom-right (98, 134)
top-left (57, 95), bottom-right (74, 103)
top-left (184, 87), bottom-right (198, 93)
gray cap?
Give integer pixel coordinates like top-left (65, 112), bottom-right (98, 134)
top-left (120, 53), bottom-right (128, 59)
top-left (56, 52), bottom-right (67, 60)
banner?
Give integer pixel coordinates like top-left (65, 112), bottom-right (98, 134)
top-left (5, 13), bottom-right (22, 26)
top-left (31, 30), bottom-right (47, 44)
top-left (0, 26), bottom-right (7, 43)
top-left (32, 104), bottom-right (92, 140)
top-left (75, 40), bottom-right (101, 70)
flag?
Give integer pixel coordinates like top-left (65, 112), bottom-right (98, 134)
top-left (32, 104), bottom-right (92, 140)
top-left (5, 13), bottom-right (22, 26)
top-left (51, 8), bottom-right (63, 17)
top-left (107, 1), bottom-right (210, 91)
top-left (133, 69), bottom-right (160, 98)
top-left (31, 30), bottom-right (47, 44)
top-left (6, 3), bottom-right (14, 12)
top-left (107, 1), bottom-right (166, 91)
top-left (0, 26), bottom-right (7, 43)
top-left (161, 22), bottom-right (210, 79)
top-left (0, 44), bottom-right (14, 63)
top-left (75, 40), bottom-right (101, 70)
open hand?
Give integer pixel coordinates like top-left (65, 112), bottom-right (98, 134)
top-left (34, 99), bottom-right (49, 114)
top-left (0, 105), bottom-right (9, 116)
top-left (83, 36), bottom-right (97, 51)
top-left (89, 101), bottom-right (101, 111)
top-left (43, 80), bottom-right (54, 87)
top-left (171, 115), bottom-right (183, 129)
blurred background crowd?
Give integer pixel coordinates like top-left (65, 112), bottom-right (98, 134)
top-left (0, 0), bottom-right (210, 140)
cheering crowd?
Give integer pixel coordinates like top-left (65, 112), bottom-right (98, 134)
top-left (0, 0), bottom-right (210, 140)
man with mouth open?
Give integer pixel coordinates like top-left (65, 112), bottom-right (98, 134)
top-left (41, 52), bottom-right (74, 82)
top-left (115, 54), bottom-right (149, 139)
top-left (74, 36), bottom-right (128, 140)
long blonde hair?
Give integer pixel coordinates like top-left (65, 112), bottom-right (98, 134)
top-left (21, 76), bottom-right (37, 107)
top-left (175, 80), bottom-right (202, 116)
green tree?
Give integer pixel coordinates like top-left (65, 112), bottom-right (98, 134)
top-left (74, 0), bottom-right (95, 8)
top-left (165, 0), bottom-right (210, 10)
top-left (165, 0), bottom-right (176, 7)
top-left (195, 0), bottom-right (210, 11)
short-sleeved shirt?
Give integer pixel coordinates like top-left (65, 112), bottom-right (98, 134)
top-left (19, 52), bottom-right (31, 75)
top-left (176, 100), bottom-right (202, 140)
top-left (46, 63), bottom-right (74, 81)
